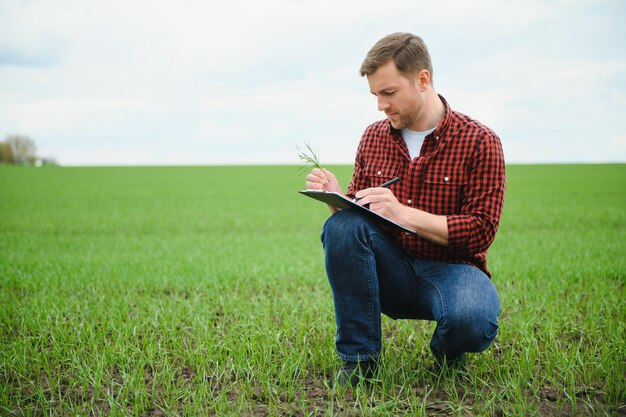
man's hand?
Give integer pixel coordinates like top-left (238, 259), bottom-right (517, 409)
top-left (354, 187), bottom-right (405, 221)
top-left (305, 168), bottom-right (343, 213)
top-left (355, 187), bottom-right (449, 246)
top-left (305, 168), bottom-right (342, 194)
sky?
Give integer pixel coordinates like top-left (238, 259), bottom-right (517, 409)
top-left (1, 0), bottom-right (625, 166)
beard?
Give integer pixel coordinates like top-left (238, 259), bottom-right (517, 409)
top-left (387, 97), bottom-right (423, 130)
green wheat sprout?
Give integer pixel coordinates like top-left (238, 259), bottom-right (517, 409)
top-left (297, 141), bottom-right (322, 174)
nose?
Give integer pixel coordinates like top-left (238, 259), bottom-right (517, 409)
top-left (377, 96), bottom-right (389, 112)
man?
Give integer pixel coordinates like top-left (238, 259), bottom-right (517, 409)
top-left (305, 32), bottom-right (506, 387)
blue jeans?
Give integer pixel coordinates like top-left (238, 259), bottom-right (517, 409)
top-left (321, 209), bottom-right (500, 363)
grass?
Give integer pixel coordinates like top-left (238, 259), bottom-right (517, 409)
top-left (0, 163), bottom-right (624, 416)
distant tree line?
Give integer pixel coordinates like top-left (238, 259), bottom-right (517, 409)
top-left (0, 134), bottom-right (57, 166)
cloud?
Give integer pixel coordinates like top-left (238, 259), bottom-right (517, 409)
top-left (0, 0), bottom-right (625, 165)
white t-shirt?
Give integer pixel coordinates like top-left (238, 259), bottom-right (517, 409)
top-left (401, 127), bottom-right (436, 159)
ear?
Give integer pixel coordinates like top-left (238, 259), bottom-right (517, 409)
top-left (417, 69), bottom-right (431, 91)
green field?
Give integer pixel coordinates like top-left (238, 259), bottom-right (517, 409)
top-left (1, 164), bottom-right (624, 416)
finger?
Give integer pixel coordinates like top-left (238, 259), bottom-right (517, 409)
top-left (305, 175), bottom-right (325, 188)
top-left (355, 194), bottom-right (375, 206)
top-left (367, 202), bottom-right (381, 213)
top-left (311, 168), bottom-right (325, 177)
top-left (306, 173), bottom-right (320, 182)
top-left (306, 172), bottom-right (327, 184)
top-left (305, 181), bottom-right (324, 190)
top-left (355, 187), bottom-right (389, 199)
top-left (321, 168), bottom-right (336, 181)
top-left (310, 169), bottom-right (328, 184)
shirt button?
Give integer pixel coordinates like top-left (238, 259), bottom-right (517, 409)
top-left (444, 176), bottom-right (449, 182)
top-left (377, 170), bottom-right (382, 175)
top-left (405, 232), bottom-right (410, 235)
top-left (435, 136), bottom-right (439, 140)
top-left (407, 199), bottom-right (412, 205)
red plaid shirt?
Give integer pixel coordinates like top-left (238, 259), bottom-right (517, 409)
top-left (346, 96), bottom-right (506, 276)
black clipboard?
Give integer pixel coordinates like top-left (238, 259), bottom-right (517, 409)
top-left (298, 190), bottom-right (416, 234)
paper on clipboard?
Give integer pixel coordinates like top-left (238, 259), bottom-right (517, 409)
top-left (298, 190), bottom-right (416, 234)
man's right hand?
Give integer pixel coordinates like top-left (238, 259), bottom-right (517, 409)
top-left (305, 168), bottom-right (342, 194)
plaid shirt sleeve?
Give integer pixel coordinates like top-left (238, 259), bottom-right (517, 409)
top-left (346, 137), bottom-right (367, 199)
top-left (446, 129), bottom-right (506, 254)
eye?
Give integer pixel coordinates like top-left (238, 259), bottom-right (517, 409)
top-left (371, 90), bottom-right (397, 97)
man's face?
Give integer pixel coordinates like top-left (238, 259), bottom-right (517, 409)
top-left (366, 60), bottom-right (425, 130)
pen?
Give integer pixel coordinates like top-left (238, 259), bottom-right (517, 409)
top-left (353, 177), bottom-right (401, 203)
top-left (378, 177), bottom-right (401, 188)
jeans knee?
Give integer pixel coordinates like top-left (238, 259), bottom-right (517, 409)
top-left (472, 315), bottom-right (499, 351)
top-left (445, 304), bottom-right (499, 353)
top-left (321, 210), bottom-right (370, 248)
